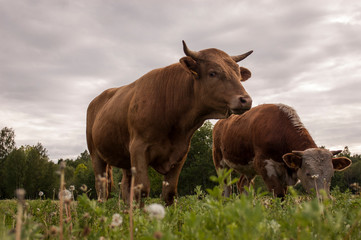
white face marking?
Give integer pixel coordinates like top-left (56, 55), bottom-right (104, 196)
top-left (265, 159), bottom-right (278, 177)
top-left (265, 159), bottom-right (298, 185)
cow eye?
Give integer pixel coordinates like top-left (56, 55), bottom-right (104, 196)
top-left (209, 71), bottom-right (217, 77)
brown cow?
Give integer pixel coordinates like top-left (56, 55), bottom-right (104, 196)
top-left (86, 41), bottom-right (253, 205)
top-left (213, 103), bottom-right (352, 198)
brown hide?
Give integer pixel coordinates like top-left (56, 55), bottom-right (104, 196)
top-left (212, 103), bottom-right (351, 198)
top-left (86, 41), bottom-right (253, 205)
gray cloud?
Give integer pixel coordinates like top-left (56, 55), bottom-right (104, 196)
top-left (1, 0), bottom-right (360, 160)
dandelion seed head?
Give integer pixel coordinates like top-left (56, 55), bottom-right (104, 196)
top-left (80, 184), bottom-right (88, 192)
top-left (110, 213), bottom-right (123, 227)
top-left (134, 184), bottom-right (144, 191)
top-left (59, 161), bottom-right (66, 170)
top-left (38, 191), bottom-right (44, 197)
top-left (58, 189), bottom-right (72, 201)
top-left (154, 231), bottom-right (163, 239)
top-left (145, 203), bottom-right (165, 220)
top-left (100, 216), bottom-right (107, 223)
top-left (49, 226), bottom-right (59, 236)
top-left (15, 188), bottom-right (26, 201)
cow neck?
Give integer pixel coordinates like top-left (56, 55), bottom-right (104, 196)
top-left (160, 64), bottom-right (214, 135)
top-left (289, 128), bottom-right (318, 151)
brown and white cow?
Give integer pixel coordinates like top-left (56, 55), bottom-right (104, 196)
top-left (86, 41), bottom-right (253, 205)
top-left (213, 103), bottom-right (352, 198)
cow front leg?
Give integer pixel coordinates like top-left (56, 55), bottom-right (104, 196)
top-left (162, 159), bottom-right (186, 206)
top-left (259, 169), bottom-right (287, 198)
top-left (90, 153), bottom-right (108, 201)
top-left (220, 166), bottom-right (232, 197)
top-left (129, 141), bottom-right (151, 206)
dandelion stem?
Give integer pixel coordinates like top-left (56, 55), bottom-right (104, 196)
top-left (15, 201), bottom-right (23, 240)
top-left (59, 162), bottom-right (66, 240)
top-left (129, 167), bottom-right (136, 240)
top-left (15, 189), bottom-right (25, 240)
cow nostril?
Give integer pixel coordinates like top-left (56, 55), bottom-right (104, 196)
top-left (239, 97), bottom-right (247, 104)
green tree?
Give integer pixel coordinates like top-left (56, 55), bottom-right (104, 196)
top-left (2, 148), bottom-right (27, 198)
top-left (23, 144), bottom-right (51, 198)
top-left (0, 127), bottom-right (16, 198)
top-left (0, 127), bottom-right (15, 162)
top-left (2, 142), bottom-right (58, 199)
top-left (178, 121), bottom-right (217, 195)
top-left (332, 146), bottom-right (361, 192)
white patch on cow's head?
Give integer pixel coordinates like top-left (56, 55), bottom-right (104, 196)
top-left (265, 159), bottom-right (298, 186)
top-left (276, 104), bottom-right (305, 131)
top-left (265, 159), bottom-right (278, 178)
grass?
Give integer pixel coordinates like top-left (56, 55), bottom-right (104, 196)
top-left (1, 186), bottom-right (361, 240)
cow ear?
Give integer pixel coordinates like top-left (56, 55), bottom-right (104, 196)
top-left (282, 153), bottom-right (302, 169)
top-left (332, 157), bottom-right (352, 171)
top-left (240, 67), bottom-right (251, 82)
top-left (180, 56), bottom-right (199, 79)
top-left (331, 150), bottom-right (342, 156)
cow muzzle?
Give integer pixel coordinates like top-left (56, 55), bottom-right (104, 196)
top-left (229, 95), bottom-right (252, 115)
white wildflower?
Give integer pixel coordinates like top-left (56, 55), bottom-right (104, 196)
top-left (69, 185), bottom-right (75, 191)
top-left (311, 174), bottom-right (319, 179)
top-left (110, 213), bottom-right (123, 227)
top-left (145, 203), bottom-right (165, 220)
top-left (39, 191), bottom-right (44, 197)
top-left (268, 220), bottom-right (280, 233)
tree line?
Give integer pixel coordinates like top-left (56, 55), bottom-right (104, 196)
top-left (0, 124), bottom-right (360, 200)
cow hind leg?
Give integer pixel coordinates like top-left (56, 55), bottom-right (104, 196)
top-left (216, 161), bottom-right (233, 197)
top-left (121, 169), bottom-right (132, 204)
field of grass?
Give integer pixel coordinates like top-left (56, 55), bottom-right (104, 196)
top-left (1, 182), bottom-right (361, 240)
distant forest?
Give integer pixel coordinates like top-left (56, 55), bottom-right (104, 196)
top-left (1, 124), bottom-right (360, 200)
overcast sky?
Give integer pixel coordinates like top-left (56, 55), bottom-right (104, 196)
top-left (1, 0), bottom-right (360, 161)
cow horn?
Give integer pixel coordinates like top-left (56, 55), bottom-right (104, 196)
top-left (182, 40), bottom-right (200, 59)
top-left (331, 150), bottom-right (342, 156)
top-left (292, 150), bottom-right (304, 157)
top-left (231, 50), bottom-right (253, 62)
